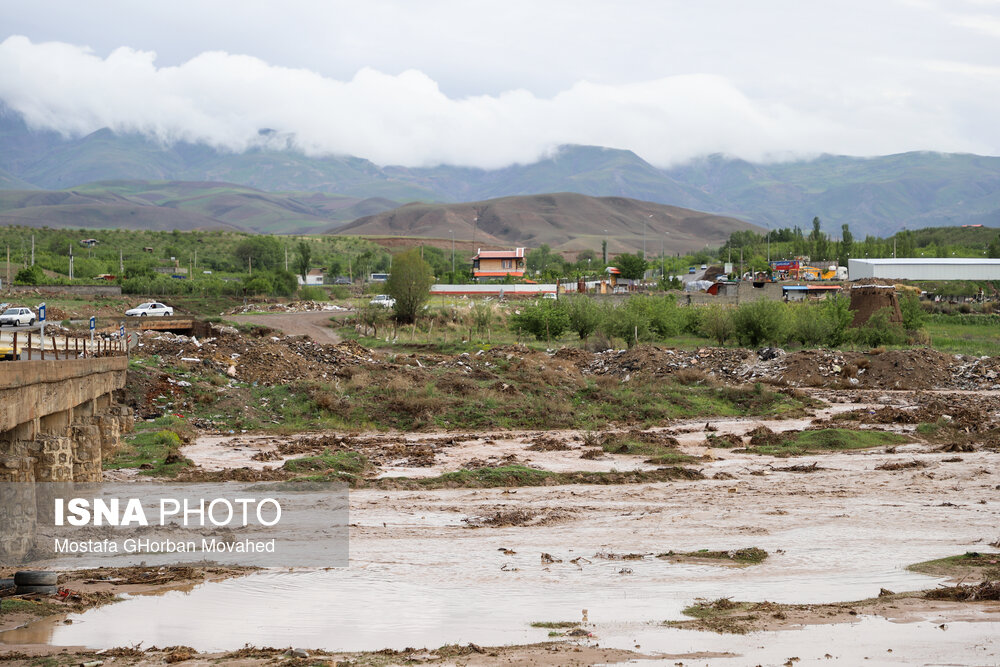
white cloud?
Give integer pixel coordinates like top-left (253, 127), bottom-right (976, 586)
top-left (0, 35), bottom-right (994, 169)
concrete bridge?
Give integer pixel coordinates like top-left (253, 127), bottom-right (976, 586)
top-left (0, 357), bottom-right (133, 483)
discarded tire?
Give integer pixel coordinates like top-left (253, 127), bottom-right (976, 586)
top-left (14, 571), bottom-right (58, 586)
top-left (14, 584), bottom-right (58, 595)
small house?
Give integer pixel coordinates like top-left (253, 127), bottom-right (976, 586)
top-left (473, 248), bottom-right (526, 282)
top-left (297, 268), bottom-right (325, 286)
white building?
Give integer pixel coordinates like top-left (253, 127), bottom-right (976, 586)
top-left (848, 258), bottom-right (1000, 281)
top-left (296, 268), bottom-right (325, 286)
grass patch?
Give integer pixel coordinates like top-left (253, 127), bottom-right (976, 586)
top-left (926, 317), bottom-right (1000, 357)
top-left (590, 431), bottom-right (696, 464)
top-left (104, 415), bottom-right (193, 476)
top-left (361, 464), bottom-right (703, 490)
top-left (658, 547), bottom-right (768, 565)
top-left (282, 450), bottom-right (368, 481)
top-left (907, 552), bottom-right (1000, 581)
top-left (529, 621), bottom-right (580, 629)
top-left (746, 428), bottom-right (909, 456)
top-left (0, 598), bottom-right (63, 617)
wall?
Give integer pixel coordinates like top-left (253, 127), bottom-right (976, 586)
top-left (848, 258), bottom-right (1000, 281)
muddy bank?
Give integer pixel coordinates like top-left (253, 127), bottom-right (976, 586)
top-left (0, 565), bottom-right (253, 635)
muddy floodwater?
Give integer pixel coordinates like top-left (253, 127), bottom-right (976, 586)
top-left (5, 400), bottom-right (1000, 665)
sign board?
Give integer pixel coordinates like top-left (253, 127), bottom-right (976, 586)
top-left (38, 303), bottom-right (46, 322)
top-left (724, 263), bottom-right (733, 274)
top-left (126, 332), bottom-right (138, 351)
top-left (771, 260), bottom-right (800, 271)
top-left (89, 316), bottom-right (96, 331)
top-left (119, 324), bottom-right (125, 338)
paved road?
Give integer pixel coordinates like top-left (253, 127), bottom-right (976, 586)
top-left (227, 311), bottom-right (344, 344)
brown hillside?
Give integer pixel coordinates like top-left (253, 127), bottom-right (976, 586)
top-left (333, 193), bottom-right (761, 255)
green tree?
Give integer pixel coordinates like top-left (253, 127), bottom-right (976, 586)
top-left (839, 224), bottom-right (854, 267)
top-left (14, 264), bottom-right (44, 285)
top-left (615, 252), bottom-right (647, 280)
top-left (821, 294), bottom-right (853, 346)
top-left (385, 249), bottom-right (434, 323)
top-left (235, 237), bottom-right (282, 271)
top-left (564, 295), bottom-right (602, 340)
top-left (987, 234), bottom-right (1000, 259)
top-left (295, 240), bottom-right (312, 280)
top-left (899, 293), bottom-right (925, 332)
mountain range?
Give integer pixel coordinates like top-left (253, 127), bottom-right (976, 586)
top-left (2, 104), bottom-right (999, 239)
top-left (335, 193), bottom-right (758, 255)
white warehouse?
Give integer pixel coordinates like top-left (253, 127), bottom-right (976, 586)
top-left (848, 258), bottom-right (1000, 281)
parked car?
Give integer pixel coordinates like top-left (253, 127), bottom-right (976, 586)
top-left (333, 276), bottom-right (352, 285)
top-left (0, 343), bottom-right (19, 361)
top-left (369, 294), bottom-right (396, 308)
top-left (0, 307), bottom-right (35, 327)
top-left (125, 302), bottom-right (174, 317)
top-left (542, 292), bottom-right (558, 300)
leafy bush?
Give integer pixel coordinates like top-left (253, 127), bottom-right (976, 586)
top-left (899, 293), bottom-right (926, 332)
top-left (14, 264), bottom-right (44, 285)
top-left (790, 303), bottom-right (826, 346)
top-left (700, 305), bottom-right (735, 345)
top-left (732, 299), bottom-right (788, 347)
top-left (509, 300), bottom-right (570, 341)
top-left (851, 308), bottom-right (905, 347)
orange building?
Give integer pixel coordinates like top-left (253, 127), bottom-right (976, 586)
top-left (472, 248), bottom-right (526, 281)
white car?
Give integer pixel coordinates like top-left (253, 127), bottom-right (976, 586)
top-left (369, 294), bottom-right (396, 308)
top-left (0, 307), bottom-right (36, 327)
top-left (125, 302), bottom-right (174, 317)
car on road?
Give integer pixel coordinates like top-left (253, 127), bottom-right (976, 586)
top-left (701, 264), bottom-right (708, 270)
top-left (125, 302), bottom-right (174, 317)
top-left (369, 294), bottom-right (396, 308)
top-left (0, 307), bottom-right (35, 327)
top-left (688, 266), bottom-right (696, 274)
top-left (333, 276), bottom-right (352, 285)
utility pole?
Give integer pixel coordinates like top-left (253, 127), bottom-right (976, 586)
top-left (5, 245), bottom-right (9, 288)
top-left (68, 245), bottom-right (74, 280)
top-left (31, 235), bottom-right (34, 266)
top-left (119, 248), bottom-right (123, 274)
top-left (284, 246), bottom-right (288, 271)
top-left (450, 229), bottom-right (455, 276)
top-left (249, 255), bottom-right (252, 275)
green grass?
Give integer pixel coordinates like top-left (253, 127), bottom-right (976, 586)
top-left (529, 621), bottom-right (580, 629)
top-left (658, 547), bottom-right (769, 565)
top-left (283, 450), bottom-right (368, 481)
top-left (103, 415), bottom-right (192, 476)
top-left (361, 464), bottom-right (703, 490)
top-left (595, 433), bottom-right (696, 464)
top-left (907, 552), bottom-right (1000, 579)
top-left (747, 428), bottom-right (909, 456)
top-left (925, 317), bottom-right (1000, 357)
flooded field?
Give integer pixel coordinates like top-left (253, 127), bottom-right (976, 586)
top-left (5, 398), bottom-right (1000, 664)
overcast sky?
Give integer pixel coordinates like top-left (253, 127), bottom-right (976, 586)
top-left (1, 0), bottom-right (999, 168)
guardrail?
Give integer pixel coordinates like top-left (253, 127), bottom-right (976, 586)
top-left (0, 330), bottom-right (126, 360)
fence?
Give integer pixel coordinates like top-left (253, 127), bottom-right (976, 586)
top-left (0, 329), bottom-right (126, 360)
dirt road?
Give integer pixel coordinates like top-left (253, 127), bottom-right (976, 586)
top-left (227, 311), bottom-right (344, 344)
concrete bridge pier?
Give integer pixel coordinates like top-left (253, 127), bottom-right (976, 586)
top-left (0, 358), bottom-right (132, 484)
